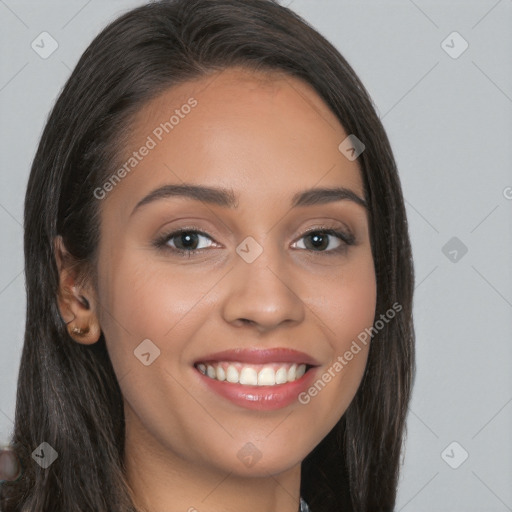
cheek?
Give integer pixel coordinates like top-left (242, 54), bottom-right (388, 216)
top-left (95, 252), bottom-right (183, 381)
top-left (94, 254), bottom-right (213, 451)
top-left (334, 252), bottom-right (376, 380)
top-left (338, 257), bottom-right (377, 344)
top-left (301, 252), bottom-right (376, 422)
top-left (322, 250), bottom-right (377, 348)
top-left (97, 252), bottom-right (212, 346)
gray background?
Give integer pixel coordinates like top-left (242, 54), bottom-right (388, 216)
top-left (1, 0), bottom-right (511, 510)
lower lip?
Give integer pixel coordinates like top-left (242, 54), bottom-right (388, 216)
top-left (195, 366), bottom-right (318, 410)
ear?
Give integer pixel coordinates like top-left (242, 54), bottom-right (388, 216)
top-left (54, 235), bottom-right (102, 345)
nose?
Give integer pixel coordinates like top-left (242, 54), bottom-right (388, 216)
top-left (221, 242), bottom-right (305, 333)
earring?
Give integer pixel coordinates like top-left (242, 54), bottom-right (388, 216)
top-left (70, 325), bottom-right (90, 336)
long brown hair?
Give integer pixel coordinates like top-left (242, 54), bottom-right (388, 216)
top-left (0, 1), bottom-right (415, 510)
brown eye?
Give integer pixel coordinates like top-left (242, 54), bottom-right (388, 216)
top-left (292, 228), bottom-right (354, 254)
top-left (303, 231), bottom-right (334, 251)
top-left (170, 231), bottom-right (202, 251)
top-left (154, 229), bottom-right (217, 256)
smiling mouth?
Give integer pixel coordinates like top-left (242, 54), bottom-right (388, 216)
top-left (194, 361), bottom-right (313, 386)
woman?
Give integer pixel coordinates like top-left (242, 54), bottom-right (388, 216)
top-left (0, 0), bottom-right (415, 510)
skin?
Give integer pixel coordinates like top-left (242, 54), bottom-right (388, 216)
top-left (57, 66), bottom-right (377, 512)
top-left (0, 448), bottom-right (20, 482)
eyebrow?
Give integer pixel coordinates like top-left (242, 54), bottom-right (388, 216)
top-left (130, 183), bottom-right (367, 216)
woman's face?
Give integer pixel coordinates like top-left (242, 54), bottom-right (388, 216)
top-left (94, 66), bottom-right (376, 478)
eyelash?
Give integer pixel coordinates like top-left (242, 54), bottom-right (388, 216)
top-left (153, 224), bottom-right (356, 258)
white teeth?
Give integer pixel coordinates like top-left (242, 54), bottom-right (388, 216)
top-left (287, 363), bottom-right (297, 382)
top-left (275, 367), bottom-right (288, 384)
top-left (296, 364), bottom-right (306, 379)
top-left (258, 367), bottom-right (276, 386)
top-left (240, 367), bottom-right (258, 385)
top-left (226, 365), bottom-right (239, 383)
top-left (216, 366), bottom-right (226, 381)
top-left (196, 361), bottom-right (309, 386)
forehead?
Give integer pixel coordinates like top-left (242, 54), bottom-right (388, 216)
top-left (106, 66), bottom-right (364, 214)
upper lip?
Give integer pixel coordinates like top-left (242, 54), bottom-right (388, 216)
top-left (195, 347), bottom-right (320, 366)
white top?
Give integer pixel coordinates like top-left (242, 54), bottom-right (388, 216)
top-left (300, 497), bottom-right (311, 512)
